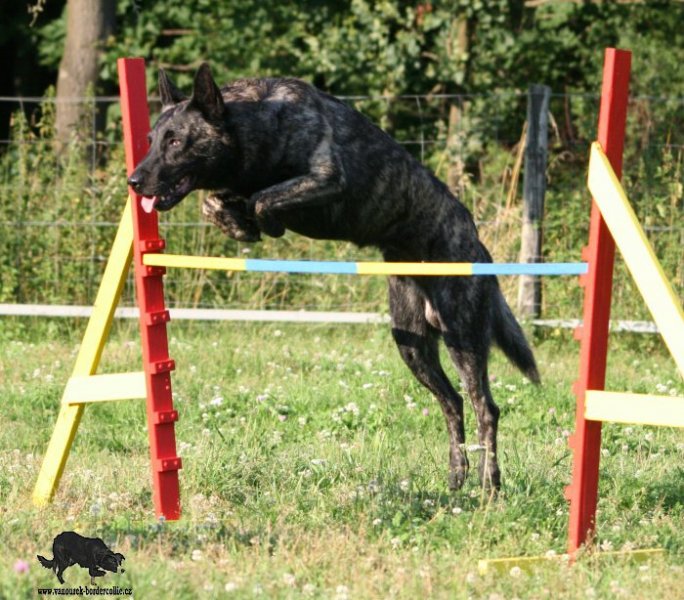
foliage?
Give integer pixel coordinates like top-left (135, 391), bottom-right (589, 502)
top-left (26, 2), bottom-right (684, 165)
top-left (1, 2), bottom-right (682, 316)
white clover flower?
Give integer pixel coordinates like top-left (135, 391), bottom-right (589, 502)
top-left (346, 402), bottom-right (360, 414)
top-left (335, 585), bottom-right (350, 600)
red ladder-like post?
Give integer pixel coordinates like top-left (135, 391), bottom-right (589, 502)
top-left (566, 48), bottom-right (631, 554)
top-left (118, 58), bottom-right (182, 520)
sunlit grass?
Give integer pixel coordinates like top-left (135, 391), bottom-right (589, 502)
top-left (1, 319), bottom-right (682, 598)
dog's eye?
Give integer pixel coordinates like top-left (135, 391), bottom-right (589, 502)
top-left (169, 139), bottom-right (182, 148)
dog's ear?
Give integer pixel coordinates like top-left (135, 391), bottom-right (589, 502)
top-left (158, 69), bottom-right (186, 109)
top-left (189, 63), bottom-right (225, 122)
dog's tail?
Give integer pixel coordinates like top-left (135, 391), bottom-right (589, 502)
top-left (492, 288), bottom-right (541, 384)
top-left (37, 555), bottom-right (54, 569)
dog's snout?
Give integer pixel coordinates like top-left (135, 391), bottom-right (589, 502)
top-left (127, 172), bottom-right (144, 193)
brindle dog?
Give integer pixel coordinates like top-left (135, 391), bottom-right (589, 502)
top-left (128, 64), bottom-right (540, 490)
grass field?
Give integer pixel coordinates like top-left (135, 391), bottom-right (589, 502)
top-left (1, 318), bottom-right (683, 599)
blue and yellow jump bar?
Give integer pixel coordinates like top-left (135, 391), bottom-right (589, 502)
top-left (143, 254), bottom-right (587, 277)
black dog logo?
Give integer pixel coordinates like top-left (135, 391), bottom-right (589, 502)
top-left (37, 531), bottom-right (125, 586)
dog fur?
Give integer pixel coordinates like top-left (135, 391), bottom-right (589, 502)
top-left (37, 531), bottom-right (125, 585)
top-left (128, 64), bottom-right (540, 490)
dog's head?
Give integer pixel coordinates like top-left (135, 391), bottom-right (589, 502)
top-left (97, 550), bottom-right (125, 574)
top-left (127, 64), bottom-right (235, 213)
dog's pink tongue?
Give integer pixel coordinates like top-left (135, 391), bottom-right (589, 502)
top-left (141, 196), bottom-right (159, 214)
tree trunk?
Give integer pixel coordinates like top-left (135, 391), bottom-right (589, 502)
top-left (55, 0), bottom-right (115, 145)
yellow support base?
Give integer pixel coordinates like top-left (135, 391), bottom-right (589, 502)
top-left (63, 372), bottom-right (146, 405)
top-left (585, 390), bottom-right (684, 427)
top-left (478, 548), bottom-right (664, 575)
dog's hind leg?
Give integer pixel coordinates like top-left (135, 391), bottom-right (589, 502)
top-left (388, 276), bottom-right (469, 490)
top-left (427, 278), bottom-right (502, 491)
top-left (453, 353), bottom-right (501, 491)
top-left (443, 334), bottom-right (501, 491)
top-left (55, 565), bottom-right (66, 585)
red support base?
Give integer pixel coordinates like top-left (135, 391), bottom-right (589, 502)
top-left (118, 58), bottom-right (182, 521)
top-left (566, 48), bottom-right (631, 554)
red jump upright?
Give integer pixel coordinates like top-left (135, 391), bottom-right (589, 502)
top-left (566, 48), bottom-right (631, 554)
top-left (118, 58), bottom-right (182, 520)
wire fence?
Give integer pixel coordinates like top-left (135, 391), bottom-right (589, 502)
top-left (0, 90), bottom-right (681, 324)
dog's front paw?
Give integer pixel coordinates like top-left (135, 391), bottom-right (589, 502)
top-left (254, 201), bottom-right (286, 238)
top-left (203, 195), bottom-right (261, 242)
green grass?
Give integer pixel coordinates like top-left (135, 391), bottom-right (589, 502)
top-left (1, 319), bottom-right (683, 598)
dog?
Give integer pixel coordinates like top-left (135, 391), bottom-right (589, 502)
top-left (37, 531), bottom-right (125, 585)
top-left (128, 64), bottom-right (540, 491)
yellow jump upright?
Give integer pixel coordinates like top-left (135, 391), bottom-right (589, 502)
top-left (33, 198), bottom-right (147, 507)
top-left (583, 142), bottom-right (684, 426)
top-left (588, 142), bottom-right (684, 375)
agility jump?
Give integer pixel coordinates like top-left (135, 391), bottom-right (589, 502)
top-left (33, 50), bottom-right (683, 563)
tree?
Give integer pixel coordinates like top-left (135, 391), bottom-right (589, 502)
top-left (55, 0), bottom-right (115, 144)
